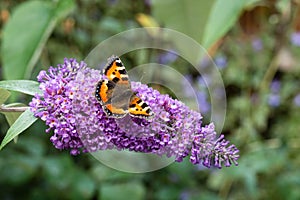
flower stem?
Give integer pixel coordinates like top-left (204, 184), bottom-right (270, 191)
top-left (0, 105), bottom-right (29, 112)
top-left (259, 55), bottom-right (278, 92)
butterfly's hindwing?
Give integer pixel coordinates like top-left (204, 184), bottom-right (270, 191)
top-left (128, 94), bottom-right (154, 119)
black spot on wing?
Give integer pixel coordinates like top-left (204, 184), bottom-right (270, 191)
top-left (118, 69), bottom-right (126, 75)
top-left (129, 103), bottom-right (136, 108)
top-left (112, 77), bottom-right (120, 83)
top-left (136, 99), bottom-right (142, 104)
top-left (146, 108), bottom-right (150, 114)
top-left (115, 60), bottom-right (123, 67)
top-left (141, 103), bottom-right (147, 109)
top-left (106, 80), bottom-right (115, 90)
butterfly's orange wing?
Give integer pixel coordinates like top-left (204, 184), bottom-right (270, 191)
top-left (104, 56), bottom-right (130, 84)
top-left (129, 94), bottom-right (154, 119)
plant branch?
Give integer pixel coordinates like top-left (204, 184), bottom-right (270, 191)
top-left (259, 55), bottom-right (279, 92)
top-left (0, 105), bottom-right (29, 112)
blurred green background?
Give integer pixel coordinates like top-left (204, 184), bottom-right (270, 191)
top-left (1, 0), bottom-right (300, 199)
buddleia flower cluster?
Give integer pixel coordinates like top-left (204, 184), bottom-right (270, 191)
top-left (29, 58), bottom-right (239, 168)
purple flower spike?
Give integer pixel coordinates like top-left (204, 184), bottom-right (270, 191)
top-left (30, 58), bottom-right (239, 168)
top-left (30, 58), bottom-right (86, 155)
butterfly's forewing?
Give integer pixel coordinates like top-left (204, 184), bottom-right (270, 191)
top-left (104, 56), bottom-right (130, 84)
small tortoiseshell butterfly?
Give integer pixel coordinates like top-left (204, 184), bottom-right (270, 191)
top-left (95, 55), bottom-right (154, 119)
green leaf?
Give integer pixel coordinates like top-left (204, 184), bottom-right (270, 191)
top-left (0, 103), bottom-right (27, 153)
top-left (100, 182), bottom-right (146, 200)
top-left (53, 0), bottom-right (76, 19)
top-left (202, 0), bottom-right (262, 49)
top-left (244, 0), bottom-right (263, 7)
top-left (276, 0), bottom-right (291, 15)
top-left (151, 0), bottom-right (215, 44)
top-left (0, 80), bottom-right (41, 96)
top-left (42, 155), bottom-right (74, 186)
top-left (0, 154), bottom-right (40, 185)
top-left (0, 88), bottom-right (11, 105)
top-left (70, 170), bottom-right (96, 199)
top-left (1, 0), bottom-right (75, 80)
top-left (0, 109), bottom-right (37, 150)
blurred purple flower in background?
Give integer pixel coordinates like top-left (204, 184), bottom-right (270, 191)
top-left (214, 56), bottom-right (227, 69)
top-left (270, 80), bottom-right (281, 93)
top-left (158, 50), bottom-right (178, 65)
top-left (179, 190), bottom-right (190, 200)
top-left (290, 32), bottom-right (300, 47)
top-left (199, 56), bottom-right (211, 68)
top-left (268, 80), bottom-right (281, 107)
top-left (107, 0), bottom-right (118, 5)
top-left (293, 94), bottom-right (300, 107)
top-left (197, 75), bottom-right (212, 87)
top-left (252, 38), bottom-right (263, 51)
top-left (30, 58), bottom-right (239, 168)
top-left (181, 75), bottom-right (196, 97)
top-left (196, 91), bottom-right (210, 114)
top-left (182, 76), bottom-right (211, 114)
top-left (268, 94), bottom-right (281, 107)
top-left (144, 0), bottom-right (151, 7)
top-left (196, 76), bottom-right (211, 114)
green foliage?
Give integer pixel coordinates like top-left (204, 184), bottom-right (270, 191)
top-left (0, 109), bottom-right (37, 150)
top-left (42, 155), bottom-right (96, 199)
top-left (152, 0), bottom-right (215, 44)
top-left (202, 0), bottom-right (261, 48)
top-left (1, 0), bottom-right (75, 80)
top-left (100, 182), bottom-right (145, 200)
top-left (0, 80), bottom-right (41, 95)
top-left (0, 88), bottom-right (11, 104)
top-left (0, 80), bottom-right (40, 149)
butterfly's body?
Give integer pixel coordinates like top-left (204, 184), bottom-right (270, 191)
top-left (95, 56), bottom-right (154, 119)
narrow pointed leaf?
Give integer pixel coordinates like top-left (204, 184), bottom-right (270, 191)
top-left (151, 0), bottom-right (215, 44)
top-left (0, 109), bottom-right (37, 150)
top-left (202, 0), bottom-right (261, 49)
top-left (1, 0), bottom-right (75, 80)
top-left (0, 80), bottom-right (41, 96)
top-left (1, 103), bottom-right (26, 144)
top-left (0, 88), bottom-right (11, 105)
